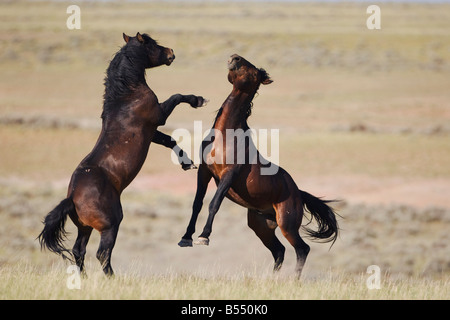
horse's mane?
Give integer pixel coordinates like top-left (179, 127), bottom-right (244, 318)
top-left (102, 37), bottom-right (151, 119)
top-left (244, 101), bottom-right (254, 119)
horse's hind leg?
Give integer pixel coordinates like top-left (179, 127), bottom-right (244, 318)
top-left (247, 209), bottom-right (285, 272)
top-left (97, 224), bottom-right (120, 277)
top-left (275, 201), bottom-right (310, 278)
top-left (287, 231), bottom-right (310, 278)
top-left (95, 200), bottom-right (123, 277)
top-left (70, 167), bottom-right (123, 277)
top-left (72, 225), bottom-right (93, 275)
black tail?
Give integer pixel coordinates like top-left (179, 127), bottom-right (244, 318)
top-left (299, 190), bottom-right (339, 245)
top-left (38, 198), bottom-right (75, 261)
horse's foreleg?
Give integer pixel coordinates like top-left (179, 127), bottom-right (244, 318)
top-left (178, 165), bottom-right (212, 247)
top-left (159, 94), bottom-right (207, 123)
top-left (152, 130), bottom-right (196, 170)
top-left (196, 169), bottom-right (238, 245)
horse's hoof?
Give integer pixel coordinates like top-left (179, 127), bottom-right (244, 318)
top-left (182, 163), bottom-right (197, 171)
top-left (178, 239), bottom-right (193, 247)
top-left (197, 97), bottom-right (208, 108)
top-left (194, 237), bottom-right (209, 246)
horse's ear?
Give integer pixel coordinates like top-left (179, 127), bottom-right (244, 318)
top-left (259, 68), bottom-right (273, 85)
top-left (136, 32), bottom-right (144, 43)
top-left (123, 33), bottom-right (130, 43)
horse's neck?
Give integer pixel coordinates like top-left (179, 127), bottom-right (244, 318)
top-left (103, 52), bottom-right (151, 119)
top-left (213, 89), bottom-right (253, 131)
top-left (105, 53), bottom-right (147, 96)
top-left (118, 56), bottom-right (147, 87)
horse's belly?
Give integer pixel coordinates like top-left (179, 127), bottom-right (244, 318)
top-left (225, 187), bottom-right (273, 211)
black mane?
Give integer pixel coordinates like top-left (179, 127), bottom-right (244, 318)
top-left (244, 101), bottom-right (253, 120)
top-left (102, 41), bottom-right (149, 120)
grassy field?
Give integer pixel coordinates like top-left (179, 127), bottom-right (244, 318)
top-left (1, 1), bottom-right (449, 299)
top-left (1, 261), bottom-right (448, 300)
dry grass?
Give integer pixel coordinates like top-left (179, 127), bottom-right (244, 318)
top-left (1, 261), bottom-right (448, 300)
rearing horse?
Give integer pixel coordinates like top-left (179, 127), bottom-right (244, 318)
top-left (39, 32), bottom-right (206, 276)
top-left (178, 54), bottom-right (339, 277)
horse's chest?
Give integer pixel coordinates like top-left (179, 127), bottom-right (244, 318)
top-left (205, 144), bottom-right (223, 169)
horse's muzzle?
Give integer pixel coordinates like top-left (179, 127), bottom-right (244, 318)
top-left (166, 49), bottom-right (175, 66)
top-left (228, 54), bottom-right (241, 70)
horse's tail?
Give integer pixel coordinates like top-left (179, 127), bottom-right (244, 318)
top-left (299, 190), bottom-right (339, 246)
top-left (38, 197), bottom-right (75, 261)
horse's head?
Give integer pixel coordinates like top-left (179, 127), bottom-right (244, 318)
top-left (227, 54), bottom-right (273, 92)
top-left (123, 32), bottom-right (175, 68)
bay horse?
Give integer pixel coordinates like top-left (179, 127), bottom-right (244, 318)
top-left (38, 32), bottom-right (206, 276)
top-left (178, 54), bottom-right (339, 277)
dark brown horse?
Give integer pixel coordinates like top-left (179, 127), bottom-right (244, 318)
top-left (178, 54), bottom-right (339, 277)
top-left (38, 32), bottom-right (206, 276)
